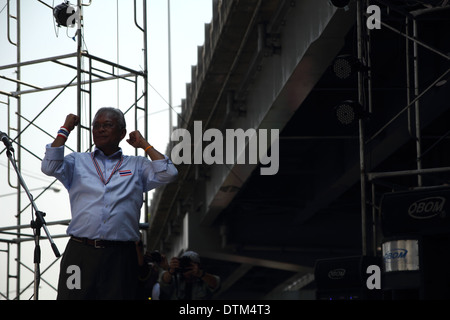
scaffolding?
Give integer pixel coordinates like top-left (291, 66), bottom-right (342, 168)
top-left (355, 0), bottom-right (450, 256)
top-left (0, 0), bottom-right (149, 300)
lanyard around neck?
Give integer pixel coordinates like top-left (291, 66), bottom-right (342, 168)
top-left (91, 152), bottom-right (123, 185)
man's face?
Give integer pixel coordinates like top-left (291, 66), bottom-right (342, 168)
top-left (92, 112), bottom-right (126, 152)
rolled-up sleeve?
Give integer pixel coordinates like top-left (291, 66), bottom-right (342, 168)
top-left (41, 144), bottom-right (74, 190)
top-left (142, 156), bottom-right (178, 192)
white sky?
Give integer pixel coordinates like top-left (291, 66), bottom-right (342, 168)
top-left (0, 0), bottom-right (212, 300)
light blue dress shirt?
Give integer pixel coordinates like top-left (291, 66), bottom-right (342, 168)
top-left (41, 145), bottom-right (178, 241)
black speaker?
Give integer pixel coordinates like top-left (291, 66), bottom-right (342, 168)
top-left (314, 256), bottom-right (382, 300)
top-left (380, 186), bottom-right (450, 237)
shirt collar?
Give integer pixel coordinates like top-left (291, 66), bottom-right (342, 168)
top-left (93, 147), bottom-right (123, 159)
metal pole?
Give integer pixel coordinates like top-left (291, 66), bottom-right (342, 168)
top-left (371, 183), bottom-right (377, 255)
top-left (77, 0), bottom-right (82, 152)
top-left (413, 20), bottom-right (423, 187)
top-left (144, 0), bottom-right (148, 142)
top-left (16, 0), bottom-right (22, 300)
top-left (365, 0), bottom-right (376, 256)
top-left (406, 17), bottom-right (413, 137)
top-left (168, 0), bottom-right (173, 135)
top-left (357, 0), bottom-right (368, 256)
top-left (143, 0), bottom-right (149, 221)
top-left (368, 166), bottom-right (450, 181)
top-left (6, 243), bottom-right (11, 300)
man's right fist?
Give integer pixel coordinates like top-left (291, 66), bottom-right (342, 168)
top-left (64, 114), bottom-right (80, 132)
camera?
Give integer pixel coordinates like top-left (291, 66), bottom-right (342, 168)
top-left (144, 251), bottom-right (162, 264)
top-left (177, 256), bottom-right (192, 273)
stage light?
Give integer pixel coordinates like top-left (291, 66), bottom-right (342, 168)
top-left (435, 78), bottom-right (448, 87)
top-left (53, 1), bottom-right (76, 27)
top-left (332, 55), bottom-right (363, 80)
top-left (435, 73), bottom-right (449, 87)
top-left (329, 0), bottom-right (350, 8)
top-left (335, 100), bottom-right (366, 125)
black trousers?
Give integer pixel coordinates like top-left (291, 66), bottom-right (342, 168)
top-left (57, 238), bottom-right (138, 300)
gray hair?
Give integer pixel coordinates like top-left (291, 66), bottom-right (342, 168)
top-left (93, 107), bottom-right (126, 129)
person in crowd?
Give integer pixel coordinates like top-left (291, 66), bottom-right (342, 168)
top-left (159, 250), bottom-right (221, 300)
top-left (136, 242), bottom-right (169, 300)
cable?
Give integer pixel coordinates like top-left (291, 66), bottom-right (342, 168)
top-left (0, 2), bottom-right (7, 15)
top-left (145, 78), bottom-right (188, 127)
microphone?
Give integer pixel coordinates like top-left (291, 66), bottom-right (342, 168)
top-left (0, 131), bottom-right (14, 152)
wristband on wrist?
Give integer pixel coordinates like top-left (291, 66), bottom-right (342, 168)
top-left (57, 126), bottom-right (70, 140)
top-left (144, 145), bottom-right (153, 152)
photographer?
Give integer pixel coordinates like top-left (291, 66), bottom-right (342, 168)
top-left (160, 251), bottom-right (220, 300)
top-left (136, 244), bottom-right (169, 300)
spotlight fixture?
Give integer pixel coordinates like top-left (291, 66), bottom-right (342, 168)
top-left (335, 100), bottom-right (367, 125)
top-left (329, 0), bottom-right (350, 8)
top-left (53, 1), bottom-right (76, 27)
top-left (435, 78), bottom-right (448, 87)
top-left (435, 68), bottom-right (450, 87)
top-left (332, 55), bottom-right (364, 80)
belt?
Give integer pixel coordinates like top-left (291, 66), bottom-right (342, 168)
top-left (71, 236), bottom-right (134, 249)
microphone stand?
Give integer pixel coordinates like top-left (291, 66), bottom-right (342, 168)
top-left (4, 146), bottom-right (61, 300)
